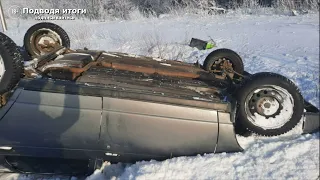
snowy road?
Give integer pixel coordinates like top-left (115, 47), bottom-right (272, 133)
top-left (2, 13), bottom-right (319, 180)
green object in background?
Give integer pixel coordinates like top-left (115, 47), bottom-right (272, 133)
top-left (205, 42), bottom-right (215, 49)
top-left (189, 38), bottom-right (216, 50)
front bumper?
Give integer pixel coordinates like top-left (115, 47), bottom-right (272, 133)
top-left (302, 100), bottom-right (319, 134)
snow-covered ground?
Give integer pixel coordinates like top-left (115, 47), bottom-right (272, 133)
top-left (2, 13), bottom-right (319, 180)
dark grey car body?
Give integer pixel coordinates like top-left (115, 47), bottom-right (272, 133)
top-left (0, 78), bottom-right (241, 164)
top-left (0, 51), bottom-right (318, 173)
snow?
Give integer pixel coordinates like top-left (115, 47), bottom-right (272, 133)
top-left (152, 58), bottom-right (163, 61)
top-left (85, 123), bottom-right (319, 180)
top-left (87, 134), bottom-right (319, 180)
top-left (193, 97), bottom-right (213, 102)
top-left (159, 63), bottom-right (172, 66)
top-left (103, 53), bottom-right (120, 58)
top-left (1, 13), bottom-right (319, 180)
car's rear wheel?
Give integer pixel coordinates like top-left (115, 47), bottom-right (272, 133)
top-left (23, 22), bottom-right (70, 57)
top-left (236, 72), bottom-right (304, 136)
top-left (0, 33), bottom-right (24, 102)
top-left (203, 48), bottom-right (244, 78)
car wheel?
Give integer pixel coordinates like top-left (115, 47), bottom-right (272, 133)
top-left (236, 72), bottom-right (304, 136)
top-left (203, 48), bottom-right (244, 76)
top-left (23, 22), bottom-right (70, 57)
top-left (0, 33), bottom-right (24, 97)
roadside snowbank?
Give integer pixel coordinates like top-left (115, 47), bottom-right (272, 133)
top-left (87, 132), bottom-right (319, 180)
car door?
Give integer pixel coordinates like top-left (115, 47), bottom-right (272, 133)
top-left (100, 96), bottom-right (219, 160)
top-left (0, 88), bottom-right (102, 159)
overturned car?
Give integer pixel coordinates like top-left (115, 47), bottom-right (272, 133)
top-left (0, 22), bottom-right (319, 174)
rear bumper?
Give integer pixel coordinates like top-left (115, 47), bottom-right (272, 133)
top-left (302, 100), bottom-right (319, 134)
top-left (302, 112), bottom-right (319, 134)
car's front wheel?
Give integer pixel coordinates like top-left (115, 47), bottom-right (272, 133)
top-left (236, 72), bottom-right (304, 136)
top-left (0, 33), bottom-right (24, 101)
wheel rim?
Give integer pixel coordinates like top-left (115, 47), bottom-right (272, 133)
top-left (244, 85), bottom-right (294, 130)
top-left (30, 28), bottom-right (62, 55)
top-left (0, 55), bottom-right (5, 82)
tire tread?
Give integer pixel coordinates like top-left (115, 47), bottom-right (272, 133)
top-left (0, 33), bottom-right (24, 95)
top-left (236, 72), bottom-right (304, 136)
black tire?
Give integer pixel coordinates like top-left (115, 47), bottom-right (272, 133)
top-left (23, 22), bottom-right (70, 57)
top-left (236, 72), bottom-right (304, 136)
top-left (203, 48), bottom-right (244, 75)
top-left (0, 33), bottom-right (24, 96)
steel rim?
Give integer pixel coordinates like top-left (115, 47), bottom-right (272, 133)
top-left (30, 28), bottom-right (62, 55)
top-left (244, 85), bottom-right (294, 130)
top-left (0, 55), bottom-right (5, 82)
